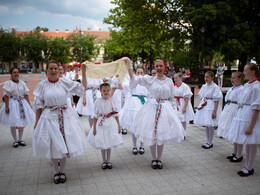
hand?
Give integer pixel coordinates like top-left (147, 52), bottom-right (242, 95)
top-left (93, 128), bottom-right (96, 136)
top-left (118, 127), bottom-right (121, 134)
top-left (83, 98), bottom-right (86, 106)
top-left (5, 107), bottom-right (9, 114)
top-left (182, 107), bottom-right (186, 114)
top-left (245, 127), bottom-right (253, 135)
top-left (71, 101), bottom-right (74, 107)
top-left (212, 111), bottom-right (216, 119)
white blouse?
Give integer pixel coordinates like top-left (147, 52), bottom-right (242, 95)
top-left (3, 80), bottom-right (29, 97)
top-left (174, 83), bottom-right (192, 98)
top-left (198, 82), bottom-right (222, 101)
top-left (225, 85), bottom-right (244, 102)
top-left (93, 98), bottom-right (119, 118)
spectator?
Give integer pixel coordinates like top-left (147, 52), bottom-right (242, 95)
top-left (168, 61), bottom-right (175, 79)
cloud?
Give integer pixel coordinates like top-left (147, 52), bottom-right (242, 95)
top-left (0, 5), bottom-right (8, 14)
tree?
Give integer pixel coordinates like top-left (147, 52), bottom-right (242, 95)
top-left (47, 37), bottom-right (70, 64)
top-left (67, 33), bottom-right (96, 63)
top-left (0, 28), bottom-right (21, 69)
top-left (34, 26), bottom-right (49, 32)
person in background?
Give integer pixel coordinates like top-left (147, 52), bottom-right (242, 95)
top-left (217, 62), bottom-right (225, 88)
top-left (168, 61), bottom-right (175, 79)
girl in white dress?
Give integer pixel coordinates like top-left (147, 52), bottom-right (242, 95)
top-left (194, 71), bottom-right (222, 149)
top-left (0, 67), bottom-right (35, 148)
top-left (76, 77), bottom-right (102, 127)
top-left (128, 59), bottom-right (185, 169)
top-left (87, 83), bottom-right (123, 169)
top-left (173, 72), bottom-right (195, 134)
top-left (217, 72), bottom-right (244, 162)
top-left (119, 68), bottom-right (150, 155)
top-left (33, 60), bottom-right (88, 184)
top-left (228, 63), bottom-right (260, 177)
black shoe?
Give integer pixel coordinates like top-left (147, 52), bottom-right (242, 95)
top-left (53, 173), bottom-right (60, 184)
top-left (18, 140), bottom-right (26, 146)
top-left (59, 173), bottom-right (66, 183)
top-left (238, 168), bottom-right (254, 177)
top-left (132, 148), bottom-right (138, 155)
top-left (230, 156), bottom-right (243, 163)
top-left (202, 143), bottom-right (213, 149)
top-left (122, 129), bottom-right (127, 135)
top-left (13, 142), bottom-right (19, 148)
top-left (107, 162), bottom-right (113, 169)
top-left (151, 160), bottom-right (157, 169)
top-left (226, 153), bottom-right (236, 159)
top-left (156, 160), bottom-right (163, 169)
top-left (78, 113), bottom-right (82, 117)
top-left (102, 162), bottom-right (107, 169)
top-left (139, 147), bottom-right (145, 155)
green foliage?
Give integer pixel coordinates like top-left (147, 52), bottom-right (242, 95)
top-left (67, 33), bottom-right (96, 63)
top-left (34, 26), bottom-right (49, 32)
top-left (47, 37), bottom-right (70, 64)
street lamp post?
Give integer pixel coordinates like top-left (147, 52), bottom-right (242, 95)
top-left (198, 26), bottom-right (206, 87)
top-left (79, 26), bottom-right (82, 64)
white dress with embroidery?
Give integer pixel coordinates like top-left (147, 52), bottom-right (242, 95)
top-left (173, 83), bottom-right (195, 122)
top-left (129, 75), bottom-right (185, 146)
top-left (228, 81), bottom-right (260, 144)
top-left (217, 85), bottom-right (244, 139)
top-left (194, 82), bottom-right (223, 127)
top-left (119, 79), bottom-right (150, 129)
top-left (76, 78), bottom-right (102, 116)
top-left (87, 98), bottom-right (123, 149)
top-left (32, 77), bottom-right (88, 159)
top-left (0, 80), bottom-right (35, 127)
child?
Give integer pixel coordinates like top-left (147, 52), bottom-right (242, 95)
top-left (87, 83), bottom-right (123, 169)
top-left (194, 71), bottom-right (223, 149)
top-left (173, 72), bottom-right (195, 135)
top-left (119, 68), bottom-right (150, 155)
top-left (228, 63), bottom-right (260, 177)
top-left (217, 72), bottom-right (244, 162)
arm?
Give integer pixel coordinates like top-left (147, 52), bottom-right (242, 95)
top-left (4, 95), bottom-right (9, 114)
top-left (115, 116), bottom-right (121, 134)
top-left (182, 98), bottom-right (189, 113)
top-left (245, 110), bottom-right (260, 135)
top-left (24, 94), bottom-right (32, 108)
top-left (93, 118), bottom-right (97, 136)
top-left (212, 101), bottom-right (219, 119)
top-left (34, 109), bottom-right (42, 129)
top-left (81, 64), bottom-right (87, 90)
top-left (128, 69), bottom-right (134, 79)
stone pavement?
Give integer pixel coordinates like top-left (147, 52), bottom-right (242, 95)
top-left (0, 115), bottom-right (260, 195)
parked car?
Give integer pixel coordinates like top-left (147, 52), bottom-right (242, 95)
top-left (19, 66), bottom-right (31, 73)
top-left (0, 68), bottom-right (9, 74)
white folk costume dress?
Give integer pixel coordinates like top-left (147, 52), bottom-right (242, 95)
top-left (87, 97), bottom-right (123, 149)
top-left (129, 75), bottom-right (185, 146)
top-left (194, 82), bottom-right (223, 127)
top-left (32, 77), bottom-right (88, 159)
top-left (119, 79), bottom-right (150, 129)
top-left (228, 80), bottom-right (260, 144)
top-left (76, 78), bottom-right (102, 116)
top-left (0, 80), bottom-right (35, 127)
top-left (217, 85), bottom-right (244, 139)
top-left (173, 82), bottom-right (195, 122)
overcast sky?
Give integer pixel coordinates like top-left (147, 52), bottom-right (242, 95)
top-left (0, 0), bottom-right (116, 32)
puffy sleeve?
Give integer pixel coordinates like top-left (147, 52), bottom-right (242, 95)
top-left (130, 75), bottom-right (153, 89)
top-left (111, 76), bottom-right (118, 89)
top-left (92, 98), bottom-right (100, 119)
top-left (21, 81), bottom-right (29, 95)
top-left (183, 84), bottom-right (193, 99)
top-left (251, 85), bottom-right (260, 110)
top-left (3, 81), bottom-right (14, 96)
top-left (33, 80), bottom-right (46, 110)
top-left (213, 85), bottom-right (223, 101)
top-left (60, 77), bottom-right (85, 98)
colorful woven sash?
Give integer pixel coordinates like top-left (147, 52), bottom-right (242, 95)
top-left (47, 104), bottom-right (69, 157)
top-left (12, 96), bottom-right (25, 119)
top-left (197, 97), bottom-right (213, 110)
top-left (154, 99), bottom-right (168, 138)
top-left (226, 100), bottom-right (238, 105)
top-left (98, 111), bottom-right (118, 126)
top-left (238, 103), bottom-right (250, 109)
top-left (87, 87), bottom-right (99, 103)
top-left (174, 96), bottom-right (183, 111)
top-left (132, 94), bottom-right (146, 105)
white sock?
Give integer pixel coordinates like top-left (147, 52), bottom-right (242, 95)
top-left (140, 142), bottom-right (144, 148)
top-left (205, 127), bottom-right (210, 144)
top-left (245, 144), bottom-right (257, 171)
top-left (18, 127), bottom-right (24, 141)
top-left (149, 144), bottom-right (156, 160)
top-left (88, 117), bottom-right (93, 128)
top-left (157, 144), bottom-right (164, 161)
top-left (107, 148), bottom-right (111, 162)
top-left (181, 122), bottom-right (186, 131)
top-left (132, 133), bottom-right (137, 148)
top-left (51, 159), bottom-right (59, 174)
top-left (59, 157), bottom-right (66, 173)
top-left (208, 127), bottom-right (214, 145)
top-left (236, 144), bottom-right (243, 158)
top-left (233, 143), bottom-right (238, 155)
top-left (10, 126), bottom-right (17, 142)
top-left (101, 149), bottom-right (106, 162)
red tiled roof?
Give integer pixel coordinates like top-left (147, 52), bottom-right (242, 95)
top-left (14, 30), bottom-right (111, 40)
